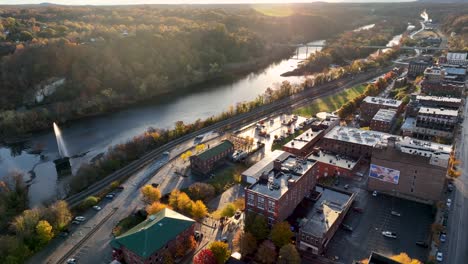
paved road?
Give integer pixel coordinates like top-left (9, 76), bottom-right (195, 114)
top-left (444, 98), bottom-right (468, 264)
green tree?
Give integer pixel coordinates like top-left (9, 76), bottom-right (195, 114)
top-left (278, 244), bottom-right (301, 264)
top-left (245, 214), bottom-right (269, 241)
top-left (209, 241), bottom-right (231, 264)
top-left (270, 222), bottom-right (294, 248)
top-left (36, 220), bottom-right (53, 245)
top-left (80, 196), bottom-right (99, 209)
top-left (256, 240), bottom-right (277, 264)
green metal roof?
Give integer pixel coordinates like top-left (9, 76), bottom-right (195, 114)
top-left (112, 208), bottom-right (195, 259)
top-left (196, 140), bottom-right (234, 161)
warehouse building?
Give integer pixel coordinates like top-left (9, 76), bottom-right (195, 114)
top-left (190, 140), bottom-right (234, 175)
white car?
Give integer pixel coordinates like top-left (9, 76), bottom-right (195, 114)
top-left (436, 252), bottom-right (443, 262)
top-left (391, 211), bottom-right (401, 217)
top-left (74, 216), bottom-right (86, 222)
top-left (382, 231), bottom-right (397, 239)
top-left (67, 258), bottom-right (77, 264)
top-left (92, 205), bottom-right (101, 211)
top-left (446, 198), bottom-right (452, 207)
top-left (440, 233), bottom-right (446, 243)
top-left (372, 191), bottom-right (378, 197)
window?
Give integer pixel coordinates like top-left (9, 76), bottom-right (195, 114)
top-left (268, 200), bottom-right (275, 213)
top-left (247, 193), bottom-right (255, 206)
top-left (258, 196), bottom-right (265, 210)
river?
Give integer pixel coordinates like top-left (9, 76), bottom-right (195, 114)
top-left (0, 40), bottom-right (326, 206)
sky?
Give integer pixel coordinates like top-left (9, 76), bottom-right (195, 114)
top-left (0, 0), bottom-right (416, 6)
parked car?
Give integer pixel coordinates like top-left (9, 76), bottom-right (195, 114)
top-left (151, 183), bottom-right (160, 188)
top-left (116, 185), bottom-right (125, 190)
top-left (440, 233), bottom-right (447, 243)
top-left (448, 183), bottom-right (454, 192)
top-left (74, 216), bottom-right (86, 222)
top-left (67, 258), bottom-right (77, 264)
top-left (436, 252), bottom-right (443, 262)
top-left (415, 241), bottom-right (429, 248)
top-left (382, 231), bottom-right (397, 239)
top-left (352, 207), bottom-right (364, 213)
top-left (162, 151), bottom-right (170, 156)
top-left (372, 191), bottom-right (378, 197)
top-left (446, 198), bottom-right (452, 207)
top-left (391, 211), bottom-right (401, 217)
top-left (72, 220), bottom-right (81, 225)
top-left (344, 184), bottom-right (349, 190)
top-left (341, 224), bottom-right (353, 232)
top-left (92, 205), bottom-right (101, 211)
top-left (221, 236), bottom-right (228, 243)
top-left (105, 194), bottom-right (115, 199)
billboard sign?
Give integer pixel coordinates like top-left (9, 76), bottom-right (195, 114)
top-left (369, 164), bottom-right (400, 184)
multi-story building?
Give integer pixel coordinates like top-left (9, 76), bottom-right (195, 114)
top-left (190, 140), bottom-right (234, 175)
top-left (443, 66), bottom-right (467, 82)
top-left (370, 109), bottom-right (397, 133)
top-left (405, 94), bottom-right (463, 117)
top-left (421, 80), bottom-right (465, 97)
top-left (111, 208), bottom-right (196, 264)
top-left (423, 66), bottom-right (446, 82)
top-left (413, 107), bottom-right (459, 140)
top-left (446, 52), bottom-right (467, 66)
top-left (244, 151), bottom-right (317, 225)
top-left (320, 126), bottom-right (393, 159)
top-left (297, 185), bottom-right (355, 254)
top-left (368, 137), bottom-right (451, 203)
top-left (360, 97), bottom-right (403, 125)
top-left (408, 60), bottom-right (431, 77)
top-left (282, 129), bottom-right (325, 157)
top-left (309, 150), bottom-right (364, 178)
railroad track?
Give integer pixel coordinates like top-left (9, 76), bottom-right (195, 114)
top-left (65, 67), bottom-right (390, 207)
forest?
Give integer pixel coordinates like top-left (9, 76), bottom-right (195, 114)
top-left (0, 4), bottom-right (374, 138)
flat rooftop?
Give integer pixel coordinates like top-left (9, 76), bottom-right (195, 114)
top-left (415, 95), bottom-right (462, 104)
top-left (444, 67), bottom-right (466, 76)
top-left (242, 150), bottom-right (289, 181)
top-left (324, 126), bottom-right (393, 147)
top-left (397, 137), bottom-right (451, 160)
top-left (401, 117), bottom-right (416, 131)
top-left (248, 154), bottom-right (316, 199)
top-left (372, 109), bottom-right (397, 123)
top-left (363, 96), bottom-right (402, 108)
top-left (309, 151), bottom-right (358, 170)
top-left (283, 128), bottom-right (323, 150)
top-left (418, 107), bottom-right (459, 117)
top-left (299, 186), bottom-right (353, 238)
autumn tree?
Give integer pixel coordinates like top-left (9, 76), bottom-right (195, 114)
top-left (390, 253), bottom-right (422, 264)
top-left (233, 230), bottom-right (257, 256)
top-left (209, 241), bottom-right (231, 264)
top-left (36, 220), bottom-right (54, 245)
top-left (188, 182), bottom-right (215, 202)
top-left (146, 202), bottom-right (167, 215)
top-left (278, 244), bottom-right (301, 264)
top-left (169, 190), bottom-right (182, 209)
top-left (140, 185), bottom-right (161, 204)
top-left (48, 200), bottom-right (72, 231)
top-left (185, 235), bottom-right (197, 252)
top-left (270, 222), bottom-right (294, 248)
top-left (194, 249), bottom-right (217, 264)
top-left (195, 144), bottom-right (206, 153)
top-left (221, 203), bottom-right (236, 217)
top-left (177, 192), bottom-right (193, 215)
top-left (191, 200), bottom-right (208, 220)
top-left (256, 240), bottom-right (277, 264)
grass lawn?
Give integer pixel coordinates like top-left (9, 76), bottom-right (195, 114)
top-left (112, 214), bottom-right (146, 236)
top-left (205, 163), bottom-right (248, 194)
top-left (294, 84), bottom-right (366, 117)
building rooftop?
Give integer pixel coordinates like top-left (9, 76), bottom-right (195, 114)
top-left (444, 67), bottom-right (466, 76)
top-left (372, 109), bottom-right (397, 123)
top-left (418, 107), bottom-right (459, 117)
top-left (415, 95), bottom-right (462, 104)
top-left (299, 186), bottom-right (353, 238)
top-left (367, 252), bottom-right (402, 264)
top-left (248, 153), bottom-right (316, 199)
top-left (195, 140), bottom-right (233, 161)
top-left (242, 150), bottom-right (290, 181)
top-left (363, 96), bottom-right (402, 108)
top-left (283, 128), bottom-right (324, 150)
top-left (309, 151), bottom-right (358, 170)
top-left (324, 126), bottom-right (393, 147)
top-left (424, 66), bottom-right (445, 76)
top-left (111, 208), bottom-right (195, 259)
top-left (447, 52), bottom-right (467, 61)
top-left (401, 117), bottom-right (416, 132)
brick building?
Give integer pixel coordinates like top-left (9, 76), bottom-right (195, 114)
top-left (296, 185), bottom-right (355, 254)
top-left (423, 66), bottom-right (445, 82)
top-left (408, 60), bottom-right (431, 77)
top-left (370, 109), bottom-right (397, 133)
top-left (368, 137), bottom-right (451, 203)
top-left (360, 97), bottom-right (403, 125)
top-left (111, 209), bottom-right (196, 264)
top-left (244, 151), bottom-right (317, 225)
top-left (282, 129), bottom-right (325, 157)
top-left (446, 52), bottom-right (467, 66)
top-left (413, 107), bottom-right (459, 140)
top-left (421, 80), bottom-right (465, 97)
top-left (309, 150), bottom-right (364, 178)
top-left (320, 126), bottom-right (393, 159)
top-left (190, 140), bottom-right (234, 175)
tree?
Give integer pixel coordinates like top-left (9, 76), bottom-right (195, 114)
top-left (185, 235), bottom-right (197, 252)
top-left (270, 222), bottom-right (294, 248)
top-left (191, 200), bottom-right (208, 220)
top-left (390, 253), bottom-right (422, 264)
top-left (194, 249), bottom-right (217, 264)
top-left (36, 220), bottom-right (53, 245)
top-left (256, 240), bottom-right (277, 264)
top-left (221, 203), bottom-right (236, 217)
top-left (140, 185), bottom-right (161, 204)
top-left (49, 200), bottom-right (72, 231)
top-left (209, 241), bottom-right (231, 264)
top-left (80, 196), bottom-right (99, 209)
top-left (245, 214), bottom-right (269, 241)
top-left (146, 202), bottom-right (167, 215)
top-left (188, 182), bottom-right (215, 202)
top-left (278, 244), bottom-right (301, 264)
top-left (177, 192), bottom-right (193, 215)
top-left (195, 144), bottom-right (206, 153)
top-left (233, 230), bottom-right (257, 256)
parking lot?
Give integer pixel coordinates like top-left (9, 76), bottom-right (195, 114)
top-left (325, 176), bottom-right (434, 263)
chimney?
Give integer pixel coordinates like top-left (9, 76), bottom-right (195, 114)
top-left (288, 179), bottom-right (295, 188)
top-left (273, 159), bottom-right (282, 171)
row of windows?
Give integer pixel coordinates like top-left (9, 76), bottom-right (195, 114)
top-left (247, 193), bottom-right (275, 213)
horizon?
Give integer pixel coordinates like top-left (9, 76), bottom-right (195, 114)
top-left (0, 0), bottom-right (417, 6)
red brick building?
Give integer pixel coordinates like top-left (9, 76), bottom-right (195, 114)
top-left (111, 208), bottom-right (196, 264)
top-left (244, 151), bottom-right (317, 225)
top-left (360, 97), bottom-right (403, 125)
top-left (370, 109), bottom-right (397, 133)
top-left (308, 150), bottom-right (364, 178)
top-left (190, 140), bottom-right (234, 175)
top-left (421, 80), bottom-right (465, 97)
top-left (282, 129), bottom-right (325, 157)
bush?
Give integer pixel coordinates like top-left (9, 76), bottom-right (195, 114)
top-left (188, 182), bottom-right (215, 202)
top-left (80, 196), bottom-right (99, 210)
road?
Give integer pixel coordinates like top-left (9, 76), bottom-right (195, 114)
top-left (444, 97), bottom-right (468, 264)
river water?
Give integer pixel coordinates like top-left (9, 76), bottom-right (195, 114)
top-left (0, 40), bottom-right (326, 206)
